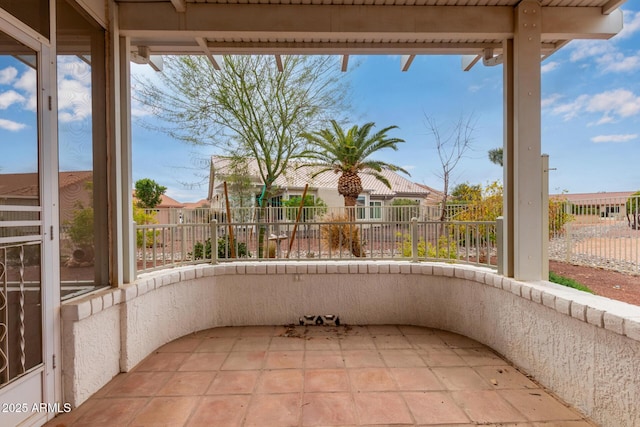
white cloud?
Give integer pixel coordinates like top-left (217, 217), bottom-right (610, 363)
top-left (401, 165), bottom-right (416, 171)
top-left (587, 89), bottom-right (640, 118)
top-left (541, 61), bottom-right (559, 73)
top-left (541, 93), bottom-right (562, 108)
top-left (58, 57), bottom-right (92, 85)
top-left (57, 78), bottom-right (92, 123)
top-left (616, 10), bottom-right (640, 39)
top-left (550, 94), bottom-right (589, 121)
top-left (0, 118), bottom-right (27, 131)
top-left (569, 40), bottom-right (609, 62)
top-left (567, 17), bottom-right (640, 75)
top-left (56, 57), bottom-right (94, 123)
top-left (591, 134), bottom-right (638, 143)
top-left (0, 67), bottom-right (18, 84)
top-left (131, 98), bottom-right (154, 118)
top-left (550, 89), bottom-right (640, 123)
top-left (0, 90), bottom-right (26, 109)
top-left (599, 51), bottom-right (640, 73)
top-left (14, 68), bottom-right (37, 111)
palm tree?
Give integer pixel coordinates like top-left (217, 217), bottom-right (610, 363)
top-left (300, 120), bottom-right (408, 212)
top-left (488, 147), bottom-right (503, 167)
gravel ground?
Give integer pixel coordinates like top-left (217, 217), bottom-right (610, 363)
top-left (549, 260), bottom-right (640, 306)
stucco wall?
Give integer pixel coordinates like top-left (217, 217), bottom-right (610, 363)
top-left (61, 261), bottom-right (640, 426)
top-left (61, 288), bottom-right (121, 408)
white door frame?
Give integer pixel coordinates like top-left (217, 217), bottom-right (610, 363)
top-left (0, 7), bottom-right (60, 426)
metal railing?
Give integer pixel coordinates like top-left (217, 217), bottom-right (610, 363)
top-left (135, 217), bottom-right (498, 275)
top-left (153, 205), bottom-right (447, 224)
top-left (549, 195), bottom-right (640, 274)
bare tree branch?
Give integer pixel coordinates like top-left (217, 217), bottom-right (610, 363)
top-left (423, 113), bottom-right (477, 222)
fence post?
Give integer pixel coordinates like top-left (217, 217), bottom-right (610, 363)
top-left (133, 221), bottom-right (138, 280)
top-left (411, 217), bottom-right (419, 262)
top-left (542, 154), bottom-right (550, 280)
top-left (497, 217), bottom-right (503, 275)
top-left (565, 222), bottom-right (572, 263)
top-left (181, 224), bottom-right (187, 264)
top-left (211, 219), bottom-right (218, 264)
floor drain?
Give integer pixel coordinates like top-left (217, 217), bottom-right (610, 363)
top-left (299, 314), bottom-right (340, 326)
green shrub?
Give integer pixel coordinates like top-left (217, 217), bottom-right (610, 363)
top-left (282, 195), bottom-right (327, 222)
top-left (549, 196), bottom-right (574, 237)
top-left (549, 272), bottom-right (593, 294)
top-left (390, 198), bottom-right (420, 221)
top-left (67, 205), bottom-right (94, 247)
top-left (133, 205), bottom-right (160, 248)
top-left (193, 237), bottom-right (250, 259)
top-left (626, 191), bottom-right (640, 229)
top-left (398, 233), bottom-right (458, 260)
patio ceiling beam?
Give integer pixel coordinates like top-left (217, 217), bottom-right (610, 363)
top-left (542, 7), bottom-right (622, 40)
top-left (462, 54), bottom-right (482, 71)
top-left (400, 54), bottom-right (415, 72)
top-left (196, 37), bottom-right (222, 70)
top-left (275, 55), bottom-right (284, 72)
top-left (119, 3), bottom-right (623, 43)
top-left (175, 41), bottom-right (517, 55)
top-left (119, 4), bottom-right (514, 39)
top-left (170, 0), bottom-right (187, 13)
top-left (602, 0), bottom-right (626, 15)
top-left (341, 55), bottom-right (349, 72)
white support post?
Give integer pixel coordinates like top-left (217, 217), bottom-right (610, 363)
top-left (108, 2), bottom-right (136, 285)
top-left (108, 4), bottom-right (124, 286)
top-left (119, 36), bottom-right (135, 284)
top-left (502, 38), bottom-right (514, 278)
top-left (542, 154), bottom-right (549, 280)
top-left (504, 0), bottom-right (543, 281)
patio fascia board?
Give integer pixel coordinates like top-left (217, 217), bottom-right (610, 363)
top-left (118, 4), bottom-right (622, 51)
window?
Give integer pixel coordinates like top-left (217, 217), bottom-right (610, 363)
top-left (370, 201), bottom-right (382, 220)
top-left (57, 0), bottom-right (108, 299)
top-left (356, 196), bottom-right (366, 220)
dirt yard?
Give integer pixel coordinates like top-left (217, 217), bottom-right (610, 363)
top-left (549, 260), bottom-right (640, 306)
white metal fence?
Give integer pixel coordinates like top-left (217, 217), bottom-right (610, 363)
top-left (549, 195), bottom-right (640, 274)
top-left (140, 195), bottom-right (640, 275)
top-left (135, 217), bottom-right (498, 275)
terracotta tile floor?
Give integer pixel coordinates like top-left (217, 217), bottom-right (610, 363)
top-left (45, 325), bottom-right (596, 426)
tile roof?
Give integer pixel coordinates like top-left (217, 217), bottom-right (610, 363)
top-left (183, 199), bottom-right (210, 209)
top-left (157, 194), bottom-right (185, 208)
top-left (0, 171), bottom-right (93, 198)
top-left (211, 156), bottom-right (432, 198)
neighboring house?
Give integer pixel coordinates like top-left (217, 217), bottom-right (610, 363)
top-left (551, 191), bottom-right (637, 219)
top-left (416, 183), bottom-right (445, 205)
top-left (1, 171), bottom-right (93, 225)
top-left (207, 156), bottom-right (437, 221)
top-left (154, 194), bottom-right (185, 224)
top-left (135, 193), bottom-right (211, 224)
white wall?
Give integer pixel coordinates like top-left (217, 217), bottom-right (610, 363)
top-left (61, 288), bottom-right (121, 407)
top-left (61, 261), bottom-right (640, 426)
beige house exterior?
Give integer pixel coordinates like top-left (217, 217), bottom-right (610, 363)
top-left (207, 156), bottom-right (436, 220)
top-left (551, 191), bottom-right (637, 219)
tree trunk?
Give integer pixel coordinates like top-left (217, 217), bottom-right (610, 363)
top-left (344, 195), bottom-right (357, 221)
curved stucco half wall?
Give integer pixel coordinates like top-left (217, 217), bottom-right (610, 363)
top-left (61, 261), bottom-right (640, 426)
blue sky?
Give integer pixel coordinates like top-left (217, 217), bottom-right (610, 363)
top-left (131, 6), bottom-right (640, 202)
top-left (1, 5), bottom-right (639, 203)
